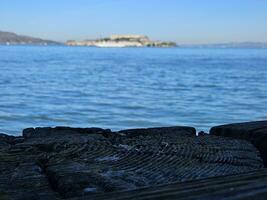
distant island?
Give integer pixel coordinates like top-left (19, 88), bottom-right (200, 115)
top-left (0, 31), bottom-right (60, 45)
top-left (1, 30), bottom-right (267, 48)
top-left (66, 34), bottom-right (177, 48)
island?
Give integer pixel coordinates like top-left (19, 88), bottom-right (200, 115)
top-left (66, 34), bottom-right (177, 48)
top-left (2, 30), bottom-right (267, 48)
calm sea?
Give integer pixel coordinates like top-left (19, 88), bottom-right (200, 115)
top-left (0, 46), bottom-right (267, 135)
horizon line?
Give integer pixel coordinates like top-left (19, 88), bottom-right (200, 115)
top-left (1, 29), bottom-right (267, 45)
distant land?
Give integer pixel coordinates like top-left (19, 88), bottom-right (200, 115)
top-left (0, 31), bottom-right (60, 45)
top-left (1, 30), bottom-right (267, 48)
top-left (181, 42), bottom-right (267, 49)
top-left (66, 35), bottom-right (177, 48)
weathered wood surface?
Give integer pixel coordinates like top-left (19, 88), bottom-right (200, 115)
top-left (0, 125), bottom-right (265, 199)
top-left (210, 121), bottom-right (267, 166)
top-left (85, 169), bottom-right (267, 200)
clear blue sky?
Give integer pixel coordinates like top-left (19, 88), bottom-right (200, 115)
top-left (1, 0), bottom-right (267, 44)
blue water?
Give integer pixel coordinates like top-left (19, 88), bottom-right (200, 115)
top-left (0, 46), bottom-right (267, 135)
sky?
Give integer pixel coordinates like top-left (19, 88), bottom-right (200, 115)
top-left (0, 0), bottom-right (267, 44)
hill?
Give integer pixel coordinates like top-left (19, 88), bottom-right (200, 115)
top-left (0, 31), bottom-right (60, 45)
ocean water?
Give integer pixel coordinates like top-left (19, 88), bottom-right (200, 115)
top-left (0, 46), bottom-right (267, 135)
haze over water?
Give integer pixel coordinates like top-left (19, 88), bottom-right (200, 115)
top-left (0, 46), bottom-right (267, 135)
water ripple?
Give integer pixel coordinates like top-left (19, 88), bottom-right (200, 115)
top-left (0, 46), bottom-right (267, 135)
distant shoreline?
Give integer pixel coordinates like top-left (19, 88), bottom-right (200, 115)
top-left (1, 44), bottom-right (267, 49)
top-left (1, 31), bottom-right (267, 48)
